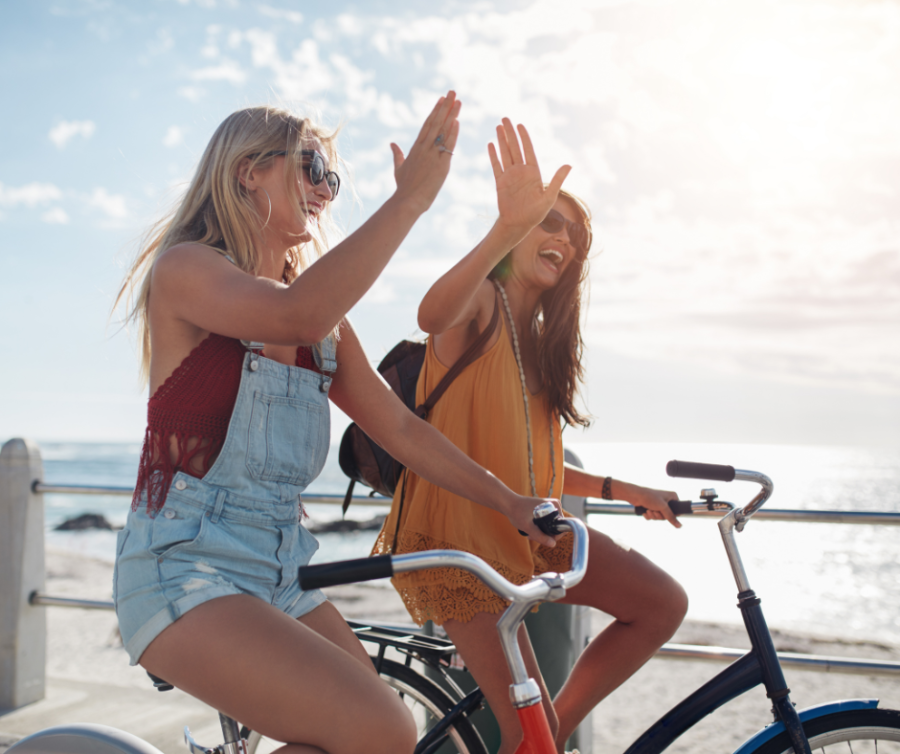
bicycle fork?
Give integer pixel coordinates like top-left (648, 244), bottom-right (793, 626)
top-left (498, 576), bottom-right (567, 754)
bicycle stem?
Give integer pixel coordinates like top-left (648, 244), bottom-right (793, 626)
top-left (718, 469), bottom-right (774, 594)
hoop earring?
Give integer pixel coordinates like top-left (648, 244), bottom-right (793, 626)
top-left (261, 188), bottom-right (272, 229)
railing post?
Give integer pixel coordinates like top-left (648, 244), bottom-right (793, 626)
top-left (0, 438), bottom-right (46, 711)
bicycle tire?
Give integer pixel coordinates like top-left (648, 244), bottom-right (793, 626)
top-left (375, 658), bottom-right (488, 754)
top-left (6, 723), bottom-right (165, 753)
top-left (744, 708), bottom-right (900, 754)
top-left (243, 658), bottom-right (487, 754)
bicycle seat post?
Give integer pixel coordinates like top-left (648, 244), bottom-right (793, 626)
top-left (218, 713), bottom-right (246, 754)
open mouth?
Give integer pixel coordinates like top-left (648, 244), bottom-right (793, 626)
top-left (538, 248), bottom-right (564, 272)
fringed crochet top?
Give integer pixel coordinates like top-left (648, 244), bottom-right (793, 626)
top-left (133, 333), bottom-right (320, 515)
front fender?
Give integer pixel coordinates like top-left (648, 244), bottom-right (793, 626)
top-left (733, 699), bottom-right (880, 754)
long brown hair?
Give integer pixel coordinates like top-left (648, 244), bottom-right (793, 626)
top-left (491, 189), bottom-right (593, 428)
top-left (114, 105), bottom-right (341, 385)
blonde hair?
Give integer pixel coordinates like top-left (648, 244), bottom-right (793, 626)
top-left (115, 105), bottom-right (341, 385)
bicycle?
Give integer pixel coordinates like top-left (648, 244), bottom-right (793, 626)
top-left (296, 461), bottom-right (900, 754)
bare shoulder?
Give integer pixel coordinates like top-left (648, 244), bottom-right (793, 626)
top-left (153, 242), bottom-right (232, 278)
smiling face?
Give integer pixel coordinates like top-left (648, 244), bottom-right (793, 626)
top-left (508, 196), bottom-right (585, 291)
top-left (246, 139), bottom-right (335, 246)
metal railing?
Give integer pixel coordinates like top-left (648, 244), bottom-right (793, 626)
top-left (30, 479), bottom-right (900, 678)
top-left (33, 482), bottom-right (900, 525)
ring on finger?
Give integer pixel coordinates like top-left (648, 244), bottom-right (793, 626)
top-left (438, 145), bottom-right (454, 155)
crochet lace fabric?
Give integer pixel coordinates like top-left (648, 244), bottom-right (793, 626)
top-left (133, 334), bottom-right (320, 515)
top-left (373, 527), bottom-right (575, 626)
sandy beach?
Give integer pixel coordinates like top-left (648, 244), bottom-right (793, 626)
top-left (1, 548), bottom-right (898, 753)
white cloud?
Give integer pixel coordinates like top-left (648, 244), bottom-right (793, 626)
top-left (88, 187), bottom-right (128, 219)
top-left (259, 5), bottom-right (303, 24)
top-left (163, 126), bottom-right (185, 147)
top-left (360, 278), bottom-right (396, 305)
top-left (49, 120), bottom-right (96, 149)
top-left (0, 181), bottom-right (63, 207)
top-left (190, 59), bottom-right (247, 84)
top-left (177, 86), bottom-right (205, 101)
top-left (41, 207), bottom-right (70, 224)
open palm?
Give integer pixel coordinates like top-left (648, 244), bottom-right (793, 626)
top-left (489, 118), bottom-right (571, 234)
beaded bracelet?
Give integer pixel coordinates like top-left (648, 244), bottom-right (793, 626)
top-left (602, 476), bottom-right (613, 500)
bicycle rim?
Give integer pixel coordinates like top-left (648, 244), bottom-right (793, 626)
top-left (243, 658), bottom-right (487, 754)
top-left (376, 658), bottom-right (488, 754)
top-left (747, 708), bottom-right (900, 754)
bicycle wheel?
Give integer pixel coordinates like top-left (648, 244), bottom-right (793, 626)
top-left (243, 658), bottom-right (487, 754)
top-left (745, 708), bottom-right (900, 754)
top-left (376, 658), bottom-right (488, 754)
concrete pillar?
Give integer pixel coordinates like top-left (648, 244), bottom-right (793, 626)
top-left (0, 438), bottom-right (46, 711)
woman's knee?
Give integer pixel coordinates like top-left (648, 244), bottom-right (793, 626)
top-left (649, 576), bottom-right (689, 640)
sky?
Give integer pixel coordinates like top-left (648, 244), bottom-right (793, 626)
top-left (1, 0), bottom-right (899, 448)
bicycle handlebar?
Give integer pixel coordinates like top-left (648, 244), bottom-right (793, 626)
top-left (665, 460), bottom-right (774, 524)
top-left (299, 507), bottom-right (590, 602)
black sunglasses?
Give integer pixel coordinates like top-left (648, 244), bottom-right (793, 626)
top-left (264, 149), bottom-right (340, 198)
top-left (539, 208), bottom-right (590, 254)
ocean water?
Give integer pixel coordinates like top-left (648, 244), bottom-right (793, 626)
top-left (34, 439), bottom-right (900, 645)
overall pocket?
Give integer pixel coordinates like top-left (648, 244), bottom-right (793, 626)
top-left (149, 506), bottom-right (207, 559)
top-left (246, 392), bottom-right (329, 485)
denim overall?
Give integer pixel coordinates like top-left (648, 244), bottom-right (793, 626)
top-left (114, 338), bottom-right (337, 665)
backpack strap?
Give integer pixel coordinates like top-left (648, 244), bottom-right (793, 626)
top-left (414, 288), bottom-right (500, 420)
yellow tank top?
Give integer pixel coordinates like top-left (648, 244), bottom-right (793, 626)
top-left (372, 313), bottom-right (571, 625)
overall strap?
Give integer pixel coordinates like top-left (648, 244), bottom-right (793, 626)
top-left (415, 288), bottom-right (501, 420)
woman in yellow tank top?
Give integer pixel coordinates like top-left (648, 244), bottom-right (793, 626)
top-left (373, 119), bottom-right (688, 754)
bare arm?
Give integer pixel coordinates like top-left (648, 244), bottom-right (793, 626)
top-left (154, 93), bottom-right (462, 346)
top-left (418, 118), bottom-right (570, 336)
top-left (562, 462), bottom-right (682, 528)
top-left (329, 320), bottom-right (559, 547)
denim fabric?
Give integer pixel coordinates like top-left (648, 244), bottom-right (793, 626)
top-left (115, 338), bottom-right (336, 665)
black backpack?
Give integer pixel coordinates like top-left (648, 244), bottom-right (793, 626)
top-left (338, 293), bottom-right (500, 513)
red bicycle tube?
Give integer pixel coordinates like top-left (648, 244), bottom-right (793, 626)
top-left (515, 703), bottom-right (557, 754)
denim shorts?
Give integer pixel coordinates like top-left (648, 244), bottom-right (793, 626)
top-left (114, 479), bottom-right (327, 665)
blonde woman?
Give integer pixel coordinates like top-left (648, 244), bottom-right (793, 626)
top-left (374, 119), bottom-right (688, 754)
top-left (113, 95), bottom-right (559, 754)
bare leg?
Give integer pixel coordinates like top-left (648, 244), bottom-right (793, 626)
top-left (553, 526), bottom-right (688, 751)
top-left (443, 613), bottom-right (557, 754)
top-left (140, 595), bottom-right (416, 754)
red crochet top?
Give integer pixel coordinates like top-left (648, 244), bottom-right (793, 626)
top-left (134, 333), bottom-right (320, 514)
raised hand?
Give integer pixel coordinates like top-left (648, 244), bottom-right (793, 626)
top-left (390, 91), bottom-right (462, 215)
top-left (488, 118), bottom-right (571, 235)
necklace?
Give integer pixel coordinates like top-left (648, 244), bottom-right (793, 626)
top-left (494, 280), bottom-right (557, 498)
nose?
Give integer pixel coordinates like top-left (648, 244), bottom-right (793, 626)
top-left (552, 223), bottom-right (572, 248)
top-left (313, 179), bottom-right (333, 203)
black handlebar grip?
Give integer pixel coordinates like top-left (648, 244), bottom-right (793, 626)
top-left (666, 460), bottom-right (735, 482)
top-left (634, 499), bottom-right (694, 516)
top-left (534, 507), bottom-right (563, 535)
top-left (298, 554), bottom-right (393, 590)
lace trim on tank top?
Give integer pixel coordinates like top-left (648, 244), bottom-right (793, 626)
top-left (372, 527), bottom-right (574, 626)
top-left (133, 333), bottom-right (320, 515)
